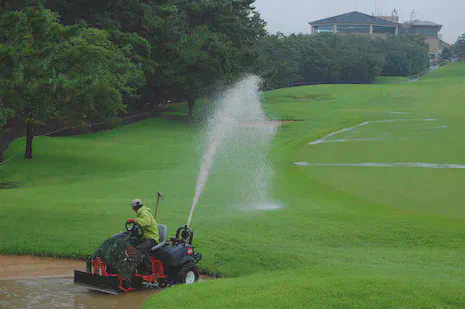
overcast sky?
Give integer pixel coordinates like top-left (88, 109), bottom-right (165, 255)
top-left (254, 0), bottom-right (463, 43)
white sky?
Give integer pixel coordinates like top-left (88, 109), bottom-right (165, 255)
top-left (254, 0), bottom-right (464, 43)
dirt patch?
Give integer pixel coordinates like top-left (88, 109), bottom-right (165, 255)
top-left (0, 182), bottom-right (21, 189)
top-left (0, 255), bottom-right (85, 280)
top-left (294, 94), bottom-right (327, 101)
top-left (240, 120), bottom-right (296, 129)
top-left (160, 114), bottom-right (192, 122)
top-left (0, 255), bottom-right (215, 281)
top-left (0, 255), bottom-right (215, 309)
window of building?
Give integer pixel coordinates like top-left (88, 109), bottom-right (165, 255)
top-left (418, 29), bottom-right (437, 36)
top-left (373, 26), bottom-right (396, 34)
top-left (337, 25), bottom-right (370, 33)
top-left (315, 25), bottom-right (334, 33)
top-left (399, 29), bottom-right (416, 35)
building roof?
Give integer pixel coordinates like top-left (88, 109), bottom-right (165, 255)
top-left (309, 11), bottom-right (399, 26)
top-left (404, 19), bottom-right (442, 27)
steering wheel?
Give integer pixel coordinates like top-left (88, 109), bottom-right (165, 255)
top-left (125, 221), bottom-right (144, 238)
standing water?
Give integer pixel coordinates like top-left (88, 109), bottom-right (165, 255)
top-left (186, 75), bottom-right (278, 227)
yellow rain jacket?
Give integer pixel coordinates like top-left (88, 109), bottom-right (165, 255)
top-left (135, 206), bottom-right (160, 243)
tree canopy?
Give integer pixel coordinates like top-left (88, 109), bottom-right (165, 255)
top-left (441, 47), bottom-right (454, 61)
top-left (453, 34), bottom-right (465, 61)
top-left (0, 6), bottom-right (145, 158)
top-left (43, 0), bottom-right (266, 117)
top-left (1, 0), bottom-right (267, 160)
top-left (253, 33), bottom-right (428, 90)
top-left (375, 35), bottom-right (430, 77)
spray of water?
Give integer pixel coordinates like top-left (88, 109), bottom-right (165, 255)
top-left (186, 75), bottom-right (277, 227)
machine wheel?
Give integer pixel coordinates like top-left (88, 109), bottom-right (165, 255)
top-left (158, 279), bottom-right (169, 289)
top-left (177, 263), bottom-right (199, 284)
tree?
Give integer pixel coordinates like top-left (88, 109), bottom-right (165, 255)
top-left (161, 25), bottom-right (235, 117)
top-left (375, 35), bottom-right (430, 76)
top-left (174, 0), bottom-right (266, 71)
top-left (43, 0), bottom-right (156, 110)
top-left (253, 33), bottom-right (300, 90)
top-left (453, 34), bottom-right (465, 61)
top-left (296, 33), bottom-right (343, 84)
top-left (440, 47), bottom-right (453, 62)
top-left (0, 6), bottom-right (145, 159)
top-left (337, 35), bottom-right (384, 83)
top-left (156, 0), bottom-right (266, 117)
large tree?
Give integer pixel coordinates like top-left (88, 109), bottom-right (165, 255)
top-left (0, 6), bottom-right (145, 159)
top-left (165, 25), bottom-right (235, 117)
top-left (159, 0), bottom-right (266, 117)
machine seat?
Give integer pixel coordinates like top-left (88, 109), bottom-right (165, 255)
top-left (150, 224), bottom-right (168, 252)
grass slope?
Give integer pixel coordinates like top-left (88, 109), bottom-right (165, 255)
top-left (1, 63), bottom-right (465, 308)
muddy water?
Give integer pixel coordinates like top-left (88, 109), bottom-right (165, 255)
top-left (0, 256), bottom-right (211, 309)
top-left (0, 277), bottom-right (158, 309)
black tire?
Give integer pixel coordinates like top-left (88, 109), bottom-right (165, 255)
top-left (177, 263), bottom-right (199, 285)
top-left (158, 279), bottom-right (169, 289)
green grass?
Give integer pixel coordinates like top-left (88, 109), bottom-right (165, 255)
top-left (2, 63), bottom-right (465, 308)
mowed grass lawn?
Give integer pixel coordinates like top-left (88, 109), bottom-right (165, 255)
top-left (1, 63), bottom-right (465, 308)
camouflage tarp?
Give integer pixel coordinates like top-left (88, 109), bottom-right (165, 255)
top-left (89, 233), bottom-right (146, 282)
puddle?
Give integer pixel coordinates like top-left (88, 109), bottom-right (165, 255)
top-left (0, 256), bottom-right (211, 309)
top-left (308, 118), bottom-right (437, 146)
top-left (253, 203), bottom-right (282, 211)
top-left (294, 162), bottom-right (465, 169)
top-left (238, 203), bottom-right (283, 211)
top-left (386, 111), bottom-right (410, 115)
top-left (415, 126), bottom-right (448, 130)
top-left (308, 121), bottom-right (370, 145)
top-left (320, 137), bottom-right (384, 144)
top-left (0, 277), bottom-right (160, 309)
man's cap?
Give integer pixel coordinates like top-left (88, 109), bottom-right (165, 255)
top-left (131, 199), bottom-right (143, 208)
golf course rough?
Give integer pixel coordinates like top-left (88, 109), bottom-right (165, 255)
top-left (0, 63), bottom-right (464, 308)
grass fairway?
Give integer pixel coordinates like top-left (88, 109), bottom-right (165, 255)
top-left (2, 63), bottom-right (465, 308)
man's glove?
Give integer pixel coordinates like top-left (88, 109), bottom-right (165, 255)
top-left (127, 218), bottom-right (136, 224)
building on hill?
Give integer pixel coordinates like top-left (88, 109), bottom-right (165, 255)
top-left (309, 11), bottom-right (399, 37)
top-left (400, 19), bottom-right (443, 60)
top-left (309, 11), bottom-right (446, 61)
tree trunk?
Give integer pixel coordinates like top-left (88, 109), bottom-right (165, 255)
top-left (25, 122), bottom-right (34, 160)
top-left (187, 96), bottom-right (196, 119)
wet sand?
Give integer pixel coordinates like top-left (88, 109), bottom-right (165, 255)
top-left (0, 277), bottom-right (159, 309)
top-left (240, 120), bottom-right (295, 128)
top-left (0, 255), bottom-right (211, 309)
top-left (0, 255), bottom-right (85, 280)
